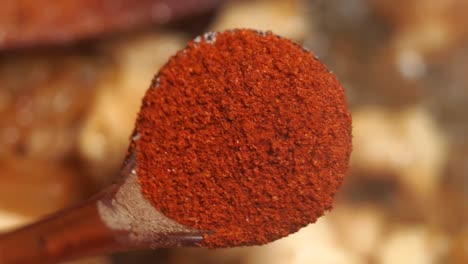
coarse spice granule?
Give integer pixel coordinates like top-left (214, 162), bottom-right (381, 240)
top-left (133, 29), bottom-right (352, 247)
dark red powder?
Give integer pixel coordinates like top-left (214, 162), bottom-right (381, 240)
top-left (133, 29), bottom-right (352, 247)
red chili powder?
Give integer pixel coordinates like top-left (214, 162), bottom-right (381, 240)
top-left (133, 29), bottom-right (352, 247)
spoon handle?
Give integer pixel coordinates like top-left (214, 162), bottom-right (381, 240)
top-left (0, 154), bottom-right (205, 264)
top-left (0, 193), bottom-right (127, 264)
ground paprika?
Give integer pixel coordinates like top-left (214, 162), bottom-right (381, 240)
top-left (133, 29), bottom-right (352, 247)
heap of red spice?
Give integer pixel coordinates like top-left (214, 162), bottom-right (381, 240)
top-left (133, 29), bottom-right (352, 247)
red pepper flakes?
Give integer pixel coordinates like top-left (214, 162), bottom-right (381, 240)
top-left (133, 29), bottom-right (352, 247)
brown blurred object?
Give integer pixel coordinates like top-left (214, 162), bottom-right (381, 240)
top-left (0, 49), bottom-right (102, 159)
top-left (350, 106), bottom-right (447, 201)
top-left (211, 0), bottom-right (308, 42)
top-left (369, 0), bottom-right (468, 55)
top-left (0, 158), bottom-right (81, 229)
top-left (0, 0), bottom-right (222, 50)
top-left (0, 39), bottom-right (105, 232)
top-left (448, 229), bottom-right (468, 264)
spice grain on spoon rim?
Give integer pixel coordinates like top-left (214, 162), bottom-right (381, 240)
top-left (0, 29), bottom-right (352, 263)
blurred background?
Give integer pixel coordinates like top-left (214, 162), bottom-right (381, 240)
top-left (0, 0), bottom-right (466, 263)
